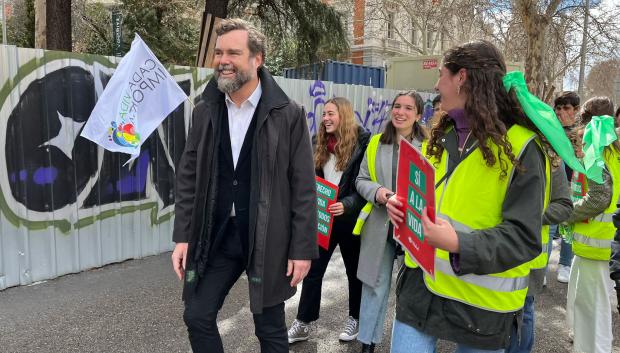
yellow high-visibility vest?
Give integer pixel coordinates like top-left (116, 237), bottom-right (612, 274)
top-left (571, 147), bottom-right (620, 261)
top-left (353, 134), bottom-right (382, 236)
top-left (405, 125), bottom-right (540, 313)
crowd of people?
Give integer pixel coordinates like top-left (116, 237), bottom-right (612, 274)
top-left (171, 17), bottom-right (620, 353)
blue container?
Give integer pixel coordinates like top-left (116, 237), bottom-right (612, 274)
top-left (283, 60), bottom-right (385, 88)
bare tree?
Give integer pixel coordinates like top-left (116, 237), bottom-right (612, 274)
top-left (584, 59), bottom-right (620, 101)
top-left (486, 0), bottom-right (620, 100)
top-left (363, 0), bottom-right (490, 56)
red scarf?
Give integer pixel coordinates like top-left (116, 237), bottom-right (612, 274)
top-left (327, 134), bottom-right (338, 154)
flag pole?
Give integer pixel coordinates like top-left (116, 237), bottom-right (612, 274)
top-left (186, 97), bottom-right (195, 109)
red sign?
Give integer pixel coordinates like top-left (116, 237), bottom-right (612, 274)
top-left (423, 59), bottom-right (438, 70)
top-left (394, 139), bottom-right (436, 278)
top-left (316, 176), bottom-right (339, 250)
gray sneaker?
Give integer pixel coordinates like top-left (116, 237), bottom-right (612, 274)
top-left (338, 316), bottom-right (359, 341)
top-left (288, 319), bottom-right (310, 343)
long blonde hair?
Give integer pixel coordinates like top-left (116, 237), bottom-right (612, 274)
top-left (314, 97), bottom-right (359, 171)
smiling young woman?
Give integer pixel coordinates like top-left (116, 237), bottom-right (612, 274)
top-left (386, 40), bottom-right (551, 353)
top-left (287, 97), bottom-right (371, 345)
top-left (354, 90), bottom-right (427, 353)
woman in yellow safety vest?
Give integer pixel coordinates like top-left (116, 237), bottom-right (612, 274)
top-left (565, 97), bottom-right (619, 353)
top-left (354, 90), bottom-right (427, 353)
top-left (386, 40), bottom-right (551, 352)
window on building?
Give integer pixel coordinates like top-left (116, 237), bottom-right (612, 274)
top-left (427, 31), bottom-right (435, 50)
top-left (387, 12), bottom-right (395, 39)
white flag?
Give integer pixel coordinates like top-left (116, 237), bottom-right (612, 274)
top-left (81, 33), bottom-right (188, 163)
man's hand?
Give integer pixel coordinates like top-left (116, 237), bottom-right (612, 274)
top-left (172, 243), bottom-right (189, 281)
top-left (287, 260), bottom-right (311, 287)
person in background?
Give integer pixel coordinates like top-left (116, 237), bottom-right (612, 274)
top-left (288, 97), bottom-right (370, 344)
top-left (565, 97), bottom-right (618, 353)
top-left (427, 95), bottom-right (443, 129)
top-left (387, 40), bottom-right (549, 353)
top-left (554, 91), bottom-right (580, 128)
top-left (553, 91), bottom-right (581, 283)
top-left (609, 194), bottom-right (620, 316)
top-left (507, 166), bottom-right (572, 353)
top-left (354, 90), bottom-right (428, 353)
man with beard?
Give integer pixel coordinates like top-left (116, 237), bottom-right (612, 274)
top-left (171, 18), bottom-right (318, 353)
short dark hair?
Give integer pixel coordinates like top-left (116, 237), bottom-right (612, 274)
top-left (432, 95), bottom-right (441, 106)
top-left (579, 96), bottom-right (615, 126)
top-left (554, 91), bottom-right (580, 108)
top-left (215, 18), bottom-right (266, 60)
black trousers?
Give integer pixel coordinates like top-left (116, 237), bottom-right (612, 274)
top-left (183, 219), bottom-right (287, 353)
top-left (296, 221), bottom-right (362, 323)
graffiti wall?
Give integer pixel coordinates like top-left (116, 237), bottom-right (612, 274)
top-left (0, 45), bottom-right (429, 290)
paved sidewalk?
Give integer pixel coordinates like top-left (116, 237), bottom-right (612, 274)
top-left (1, 240), bottom-right (619, 352)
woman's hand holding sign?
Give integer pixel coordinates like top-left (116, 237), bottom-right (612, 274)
top-left (386, 194), bottom-right (405, 225)
top-left (420, 207), bottom-right (459, 253)
top-left (328, 202), bottom-right (345, 216)
top-left (387, 199), bottom-right (459, 253)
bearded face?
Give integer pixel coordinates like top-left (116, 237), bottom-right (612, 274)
top-left (214, 62), bottom-right (255, 94)
top-left (213, 29), bottom-right (263, 95)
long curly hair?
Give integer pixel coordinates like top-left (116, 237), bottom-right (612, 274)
top-left (426, 40), bottom-right (558, 177)
top-left (314, 97), bottom-right (359, 171)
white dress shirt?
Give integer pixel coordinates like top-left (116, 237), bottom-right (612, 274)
top-left (225, 81), bottom-right (262, 216)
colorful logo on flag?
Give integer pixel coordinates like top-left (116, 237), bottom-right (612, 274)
top-left (109, 121), bottom-right (140, 147)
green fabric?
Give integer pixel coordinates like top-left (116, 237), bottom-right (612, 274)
top-left (503, 71), bottom-right (588, 179)
top-left (582, 115), bottom-right (618, 184)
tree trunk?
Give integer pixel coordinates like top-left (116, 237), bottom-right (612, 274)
top-left (35, 0), bottom-right (71, 51)
top-left (205, 0), bottom-right (229, 18)
top-left (46, 0), bottom-right (71, 51)
top-left (516, 0), bottom-right (549, 98)
top-left (524, 18), bottom-right (547, 97)
top-left (34, 0), bottom-right (45, 48)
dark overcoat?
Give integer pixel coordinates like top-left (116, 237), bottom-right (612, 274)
top-left (173, 67), bottom-right (318, 313)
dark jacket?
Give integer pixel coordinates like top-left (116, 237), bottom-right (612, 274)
top-left (173, 67), bottom-right (319, 313)
top-left (395, 127), bottom-right (546, 350)
top-left (315, 127), bottom-right (370, 227)
top-left (529, 165), bottom-right (573, 295)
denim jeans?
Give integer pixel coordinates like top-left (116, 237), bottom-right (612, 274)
top-left (543, 225), bottom-right (557, 277)
top-left (390, 319), bottom-right (505, 353)
top-left (559, 236), bottom-right (574, 267)
top-left (506, 296), bottom-right (535, 353)
top-left (357, 239), bottom-right (396, 345)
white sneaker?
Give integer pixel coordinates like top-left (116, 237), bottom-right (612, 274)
top-left (338, 316), bottom-right (359, 341)
top-left (557, 265), bottom-right (570, 283)
top-left (288, 319), bottom-right (310, 343)
top-left (543, 275), bottom-right (547, 287)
